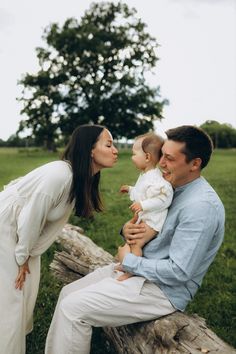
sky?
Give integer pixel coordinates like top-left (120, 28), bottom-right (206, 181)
top-left (0, 0), bottom-right (236, 140)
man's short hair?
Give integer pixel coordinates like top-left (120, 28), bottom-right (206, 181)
top-left (165, 125), bottom-right (213, 169)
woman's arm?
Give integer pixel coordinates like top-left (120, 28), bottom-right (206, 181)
top-left (15, 192), bottom-right (53, 266)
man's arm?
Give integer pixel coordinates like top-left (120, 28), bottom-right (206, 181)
top-left (121, 201), bottom-right (223, 285)
top-left (117, 219), bottom-right (157, 270)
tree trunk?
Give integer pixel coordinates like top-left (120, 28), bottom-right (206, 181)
top-left (50, 224), bottom-right (236, 354)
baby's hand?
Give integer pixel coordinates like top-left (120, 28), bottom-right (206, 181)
top-left (130, 202), bottom-right (143, 214)
top-left (120, 185), bottom-right (129, 193)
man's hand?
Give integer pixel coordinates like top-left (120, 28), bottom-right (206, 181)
top-left (130, 202), bottom-right (143, 214)
top-left (123, 214), bottom-right (157, 246)
top-left (15, 259), bottom-right (30, 290)
top-left (122, 213), bottom-right (145, 244)
top-left (120, 185), bottom-right (129, 193)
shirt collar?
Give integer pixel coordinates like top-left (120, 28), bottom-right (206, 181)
top-left (174, 176), bottom-right (203, 195)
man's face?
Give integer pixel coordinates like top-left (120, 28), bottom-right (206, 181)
top-left (159, 140), bottom-right (196, 188)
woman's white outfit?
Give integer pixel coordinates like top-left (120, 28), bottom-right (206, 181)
top-left (0, 160), bottom-right (73, 354)
top-left (128, 168), bottom-right (173, 231)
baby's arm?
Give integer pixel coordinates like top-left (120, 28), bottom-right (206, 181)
top-left (141, 184), bottom-right (173, 213)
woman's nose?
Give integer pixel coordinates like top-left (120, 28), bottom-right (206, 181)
top-left (113, 146), bottom-right (118, 154)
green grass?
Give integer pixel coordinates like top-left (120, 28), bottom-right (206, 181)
top-left (0, 148), bottom-right (235, 352)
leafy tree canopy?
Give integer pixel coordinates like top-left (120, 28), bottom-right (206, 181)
top-left (18, 1), bottom-right (167, 148)
top-left (200, 120), bottom-right (236, 148)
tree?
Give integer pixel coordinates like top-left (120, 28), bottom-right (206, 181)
top-left (200, 120), bottom-right (236, 148)
top-left (18, 1), bottom-right (167, 148)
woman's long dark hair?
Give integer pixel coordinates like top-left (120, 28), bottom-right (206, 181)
top-left (62, 124), bottom-right (105, 218)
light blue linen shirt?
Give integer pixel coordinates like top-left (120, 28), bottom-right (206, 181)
top-left (122, 176), bottom-right (225, 311)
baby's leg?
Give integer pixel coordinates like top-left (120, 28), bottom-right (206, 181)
top-left (131, 230), bottom-right (159, 256)
top-left (117, 242), bottom-right (143, 281)
top-left (130, 243), bottom-right (142, 257)
top-left (117, 272), bottom-right (133, 281)
top-left (118, 230), bottom-right (159, 281)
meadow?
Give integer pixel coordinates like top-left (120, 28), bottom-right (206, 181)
top-left (0, 147), bottom-right (235, 353)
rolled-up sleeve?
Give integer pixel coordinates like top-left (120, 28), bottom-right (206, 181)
top-left (122, 201), bottom-right (219, 285)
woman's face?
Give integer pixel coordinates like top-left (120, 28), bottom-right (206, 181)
top-left (91, 129), bottom-right (118, 173)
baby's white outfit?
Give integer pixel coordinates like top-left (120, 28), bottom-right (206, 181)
top-left (128, 168), bottom-right (173, 231)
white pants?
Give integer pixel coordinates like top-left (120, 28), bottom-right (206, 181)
top-left (45, 264), bottom-right (175, 354)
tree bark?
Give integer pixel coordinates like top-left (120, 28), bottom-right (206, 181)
top-left (50, 224), bottom-right (236, 354)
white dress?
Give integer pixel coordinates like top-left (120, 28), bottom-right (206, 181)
top-left (0, 160), bottom-right (74, 354)
top-left (129, 168), bottom-right (173, 231)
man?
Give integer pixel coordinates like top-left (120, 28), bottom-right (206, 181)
top-left (45, 126), bottom-right (225, 354)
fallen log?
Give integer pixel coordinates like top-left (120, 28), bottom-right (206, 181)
top-left (50, 224), bottom-right (236, 354)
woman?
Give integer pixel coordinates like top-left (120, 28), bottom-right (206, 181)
top-left (0, 124), bottom-right (118, 354)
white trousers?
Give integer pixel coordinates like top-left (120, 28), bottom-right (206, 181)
top-left (45, 264), bottom-right (175, 354)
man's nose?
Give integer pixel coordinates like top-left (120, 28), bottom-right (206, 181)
top-left (159, 156), bottom-right (165, 166)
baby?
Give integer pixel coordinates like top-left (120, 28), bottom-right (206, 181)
top-left (118, 132), bottom-right (173, 281)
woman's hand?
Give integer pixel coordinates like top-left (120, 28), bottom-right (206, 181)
top-left (15, 259), bottom-right (30, 290)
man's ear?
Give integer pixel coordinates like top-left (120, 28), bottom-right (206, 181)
top-left (191, 158), bottom-right (202, 171)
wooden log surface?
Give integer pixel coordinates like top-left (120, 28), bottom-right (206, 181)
top-left (50, 224), bottom-right (236, 354)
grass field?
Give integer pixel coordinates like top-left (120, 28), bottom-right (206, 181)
top-left (0, 147), bottom-right (235, 353)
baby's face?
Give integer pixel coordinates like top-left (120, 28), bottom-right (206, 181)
top-left (131, 138), bottom-right (147, 170)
